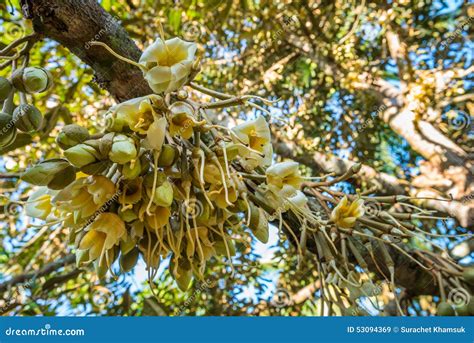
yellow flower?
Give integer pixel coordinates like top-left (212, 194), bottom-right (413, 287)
top-left (185, 227), bottom-right (216, 263)
top-left (168, 101), bottom-right (198, 139)
top-left (54, 176), bottom-right (116, 220)
top-left (79, 213), bottom-right (126, 263)
top-left (139, 37), bottom-right (198, 93)
top-left (145, 206), bottom-right (171, 229)
top-left (113, 95), bottom-right (162, 134)
top-left (25, 187), bottom-right (57, 220)
top-left (330, 196), bottom-right (365, 228)
top-left (266, 161), bottom-right (303, 192)
top-left (232, 116), bottom-right (272, 170)
top-left (208, 184), bottom-right (238, 209)
top-left (120, 178), bottom-right (143, 210)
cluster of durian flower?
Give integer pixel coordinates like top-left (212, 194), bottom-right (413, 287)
top-left (13, 30), bottom-right (473, 314)
top-left (19, 33), bottom-right (322, 290)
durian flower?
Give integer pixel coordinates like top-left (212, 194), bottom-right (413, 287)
top-left (330, 196), bottom-right (365, 228)
top-left (113, 95), bottom-right (163, 135)
top-left (168, 101), bottom-right (198, 139)
top-left (208, 184), bottom-right (238, 209)
top-left (266, 161), bottom-right (303, 192)
top-left (185, 227), bottom-right (216, 263)
top-left (145, 205), bottom-right (171, 230)
top-left (232, 116), bottom-right (272, 170)
top-left (79, 213), bottom-right (126, 263)
top-left (54, 176), bottom-right (116, 220)
top-left (150, 180), bottom-right (174, 207)
top-left (109, 134), bottom-right (137, 164)
top-left (120, 178), bottom-right (143, 210)
top-left (25, 187), bottom-right (58, 220)
top-left (64, 143), bottom-right (99, 168)
top-left (139, 37), bottom-right (197, 94)
top-left (279, 185), bottom-right (308, 208)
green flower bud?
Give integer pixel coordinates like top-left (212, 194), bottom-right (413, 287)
top-left (105, 112), bottom-right (126, 132)
top-left (56, 124), bottom-right (90, 150)
top-left (0, 77), bottom-right (12, 102)
top-left (98, 132), bottom-right (114, 157)
top-left (214, 238), bottom-right (236, 256)
top-left (21, 158), bottom-right (76, 189)
top-left (0, 112), bottom-right (17, 148)
top-left (64, 143), bottom-right (99, 168)
top-left (144, 171), bottom-right (167, 188)
top-left (152, 180), bottom-right (174, 207)
top-left (12, 67), bottom-right (52, 94)
top-left (76, 249), bottom-right (90, 267)
top-left (109, 134), bottom-right (137, 164)
top-left (80, 160), bottom-right (110, 175)
top-left (119, 209), bottom-right (138, 223)
top-left (13, 104), bottom-right (43, 133)
top-left (157, 144), bottom-right (178, 167)
top-left (120, 248), bottom-right (139, 272)
top-left (122, 159), bottom-right (142, 180)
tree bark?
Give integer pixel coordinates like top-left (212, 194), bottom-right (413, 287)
top-left (21, 0), bottom-right (152, 101)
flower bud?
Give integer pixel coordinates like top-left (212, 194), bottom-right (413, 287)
top-left (144, 171), bottom-right (167, 188)
top-left (80, 160), bottom-right (110, 175)
top-left (56, 124), bottom-right (90, 150)
top-left (122, 159), bottom-right (142, 180)
top-left (120, 248), bottom-right (139, 272)
top-left (21, 158), bottom-right (76, 190)
top-left (248, 202), bottom-right (269, 243)
top-left (157, 144), bottom-right (178, 167)
top-left (0, 112), bottom-right (17, 148)
top-left (151, 180), bottom-right (174, 207)
top-left (13, 104), bottom-right (43, 133)
top-left (64, 143), bottom-right (99, 168)
top-left (109, 134), bottom-right (137, 164)
top-left (11, 67), bottom-right (52, 94)
top-left (0, 77), bottom-right (12, 101)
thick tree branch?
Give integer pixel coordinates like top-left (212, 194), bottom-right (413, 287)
top-left (22, 0), bottom-right (152, 101)
top-left (0, 254), bottom-right (75, 293)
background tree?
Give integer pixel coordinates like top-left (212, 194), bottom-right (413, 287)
top-left (0, 0), bottom-right (472, 316)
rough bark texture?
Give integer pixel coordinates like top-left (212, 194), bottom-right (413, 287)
top-left (22, 0), bottom-right (152, 101)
